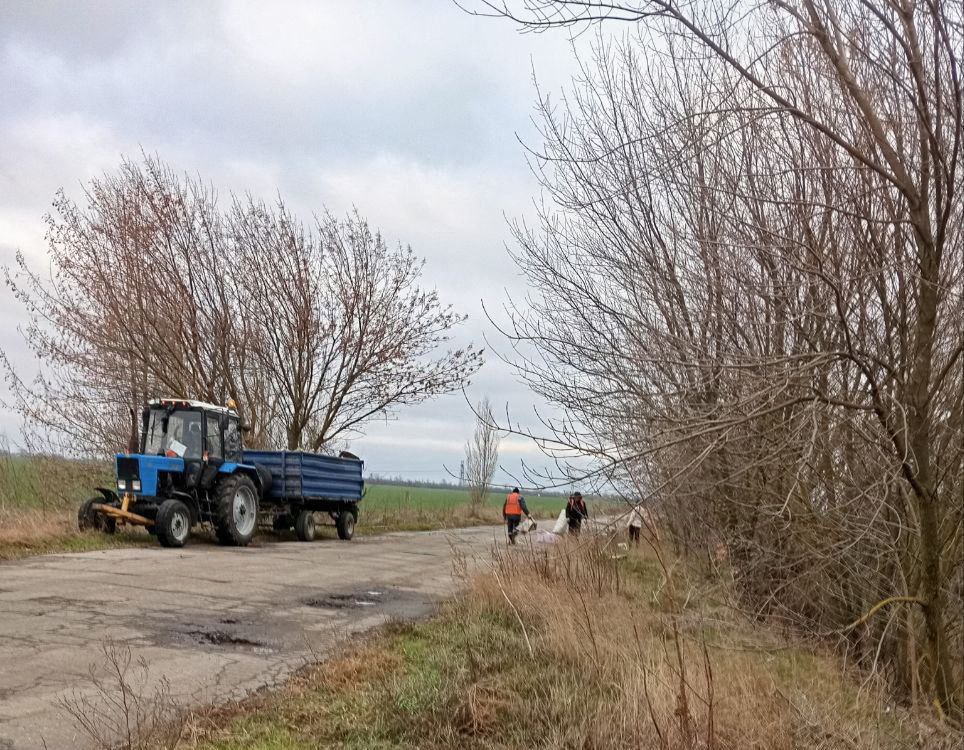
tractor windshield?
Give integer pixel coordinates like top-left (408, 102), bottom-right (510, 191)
top-left (142, 408), bottom-right (203, 460)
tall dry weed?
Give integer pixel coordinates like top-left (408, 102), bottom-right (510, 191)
top-left (463, 534), bottom-right (958, 749)
top-left (58, 638), bottom-right (186, 750)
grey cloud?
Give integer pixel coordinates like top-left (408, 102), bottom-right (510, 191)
top-left (0, 1), bottom-right (585, 481)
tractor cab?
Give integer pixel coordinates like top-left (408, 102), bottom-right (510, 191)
top-left (141, 398), bottom-right (243, 465)
top-left (113, 399), bottom-right (246, 498)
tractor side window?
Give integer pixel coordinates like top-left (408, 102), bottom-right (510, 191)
top-left (205, 414), bottom-right (223, 460)
top-left (224, 418), bottom-right (242, 462)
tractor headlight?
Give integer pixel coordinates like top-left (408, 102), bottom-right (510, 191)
top-left (132, 480), bottom-right (142, 492)
top-left (117, 479), bottom-right (127, 490)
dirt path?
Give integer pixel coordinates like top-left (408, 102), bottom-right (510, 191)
top-left (0, 525), bottom-right (506, 750)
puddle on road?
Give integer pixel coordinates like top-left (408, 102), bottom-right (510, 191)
top-left (186, 629), bottom-right (262, 647)
top-left (171, 624), bottom-right (277, 654)
top-left (304, 589), bottom-right (385, 609)
top-left (155, 587), bottom-right (432, 655)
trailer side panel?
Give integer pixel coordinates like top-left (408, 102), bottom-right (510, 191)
top-left (243, 450), bottom-right (364, 504)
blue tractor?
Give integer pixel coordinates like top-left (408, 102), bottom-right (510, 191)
top-left (78, 398), bottom-right (269, 548)
top-left (79, 398), bottom-right (365, 548)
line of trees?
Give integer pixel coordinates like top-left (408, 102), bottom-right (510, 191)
top-left (476, 0), bottom-right (963, 715)
top-left (2, 155), bottom-right (482, 455)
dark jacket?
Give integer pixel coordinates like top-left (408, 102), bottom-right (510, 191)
top-left (566, 496), bottom-right (588, 523)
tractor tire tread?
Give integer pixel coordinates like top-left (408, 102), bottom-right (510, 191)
top-left (295, 510), bottom-right (315, 542)
top-left (336, 506), bottom-right (357, 541)
top-left (213, 474), bottom-right (258, 547)
top-left (156, 499), bottom-right (190, 548)
top-left (78, 497), bottom-right (117, 535)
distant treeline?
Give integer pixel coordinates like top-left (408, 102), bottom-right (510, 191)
top-left (364, 475), bottom-right (605, 501)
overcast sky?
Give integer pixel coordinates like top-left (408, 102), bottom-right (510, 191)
top-left (0, 1), bottom-right (590, 486)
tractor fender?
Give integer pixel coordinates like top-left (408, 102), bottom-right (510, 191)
top-left (170, 490), bottom-right (201, 527)
top-left (252, 463), bottom-right (273, 499)
top-left (216, 463), bottom-right (272, 500)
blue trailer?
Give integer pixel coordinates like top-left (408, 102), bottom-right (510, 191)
top-left (243, 449), bottom-right (364, 541)
top-left (78, 398), bottom-right (364, 547)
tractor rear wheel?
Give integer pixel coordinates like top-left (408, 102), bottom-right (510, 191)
top-left (155, 499), bottom-right (191, 548)
top-left (78, 497), bottom-right (117, 535)
top-left (214, 474), bottom-right (259, 547)
top-left (335, 507), bottom-right (356, 541)
top-left (295, 511), bottom-right (316, 542)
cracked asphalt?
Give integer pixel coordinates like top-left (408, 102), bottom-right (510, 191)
top-left (0, 525), bottom-right (505, 750)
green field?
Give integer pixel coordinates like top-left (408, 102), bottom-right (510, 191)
top-left (357, 483), bottom-right (569, 535)
top-left (364, 483), bottom-right (566, 517)
top-left (0, 453), bottom-right (110, 514)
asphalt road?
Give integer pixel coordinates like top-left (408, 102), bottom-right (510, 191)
top-left (0, 525), bottom-right (506, 750)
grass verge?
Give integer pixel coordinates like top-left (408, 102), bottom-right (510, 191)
top-left (181, 536), bottom-right (959, 750)
top-left (0, 520), bottom-right (154, 562)
top-left (0, 453), bottom-right (153, 561)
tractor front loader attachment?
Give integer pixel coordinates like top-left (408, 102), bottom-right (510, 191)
top-left (93, 493), bottom-right (154, 528)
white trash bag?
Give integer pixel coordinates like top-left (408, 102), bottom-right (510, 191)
top-left (551, 508), bottom-right (568, 535)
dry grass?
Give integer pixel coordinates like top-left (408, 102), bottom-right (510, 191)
top-left (0, 508), bottom-right (152, 561)
top-left (470, 536), bottom-right (950, 749)
top-left (0, 452), bottom-right (152, 560)
top-left (182, 530), bottom-right (960, 749)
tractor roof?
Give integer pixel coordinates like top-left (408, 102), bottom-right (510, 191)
top-left (148, 398), bottom-right (238, 416)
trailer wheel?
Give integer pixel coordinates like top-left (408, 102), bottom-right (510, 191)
top-left (335, 507), bottom-right (356, 541)
top-left (78, 497), bottom-right (116, 535)
top-left (214, 474), bottom-right (259, 547)
top-left (295, 511), bottom-right (316, 542)
top-left (155, 499), bottom-right (191, 548)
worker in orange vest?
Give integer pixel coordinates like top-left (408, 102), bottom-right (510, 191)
top-left (502, 487), bottom-right (531, 544)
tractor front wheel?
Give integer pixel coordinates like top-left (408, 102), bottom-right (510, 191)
top-left (78, 497), bottom-right (117, 535)
top-left (155, 499), bottom-right (191, 548)
top-left (214, 474), bottom-right (259, 547)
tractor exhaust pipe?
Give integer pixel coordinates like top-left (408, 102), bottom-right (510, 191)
top-left (127, 406), bottom-right (139, 454)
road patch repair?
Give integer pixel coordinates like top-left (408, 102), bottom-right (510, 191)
top-left (0, 525), bottom-right (504, 750)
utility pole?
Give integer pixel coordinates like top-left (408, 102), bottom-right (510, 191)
top-left (459, 460), bottom-right (465, 487)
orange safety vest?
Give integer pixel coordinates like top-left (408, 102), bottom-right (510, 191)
top-left (504, 491), bottom-right (523, 516)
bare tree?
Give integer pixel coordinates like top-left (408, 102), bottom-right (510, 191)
top-left (2, 157), bottom-right (240, 454)
top-left (464, 397), bottom-right (501, 515)
top-left (230, 200), bottom-right (482, 450)
top-left (468, 0), bottom-right (963, 716)
top-left (3, 155), bottom-right (482, 455)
